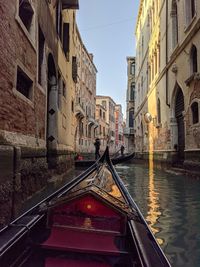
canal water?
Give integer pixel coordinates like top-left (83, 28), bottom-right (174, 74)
top-left (115, 163), bottom-right (200, 267)
top-left (22, 163), bottom-right (200, 267)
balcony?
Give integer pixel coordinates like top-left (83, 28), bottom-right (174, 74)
top-left (61, 0), bottom-right (79, 9)
top-left (88, 117), bottom-right (96, 126)
top-left (75, 103), bottom-right (85, 119)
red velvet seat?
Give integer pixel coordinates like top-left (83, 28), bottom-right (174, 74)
top-left (45, 257), bottom-right (111, 267)
top-left (42, 227), bottom-right (127, 255)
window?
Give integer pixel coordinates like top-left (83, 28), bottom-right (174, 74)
top-left (79, 121), bottom-right (83, 135)
top-left (190, 45), bottom-right (198, 73)
top-left (72, 56), bottom-right (78, 83)
top-left (171, 0), bottom-right (178, 49)
top-left (16, 66), bottom-right (33, 100)
top-left (185, 0), bottom-right (196, 25)
top-left (56, 1), bottom-right (63, 41)
top-left (86, 125), bottom-right (88, 137)
top-left (38, 26), bottom-right (45, 86)
top-left (130, 62), bottom-right (135, 75)
top-left (157, 98), bottom-right (161, 124)
top-left (129, 109), bottom-right (134, 128)
top-left (63, 23), bottom-right (70, 59)
top-left (102, 100), bottom-right (106, 108)
top-left (100, 109), bottom-right (102, 117)
top-left (130, 83), bottom-right (135, 100)
top-left (191, 0), bottom-right (196, 18)
top-left (191, 102), bottom-right (199, 124)
top-left (88, 126), bottom-right (92, 138)
top-left (19, 0), bottom-right (34, 33)
top-left (71, 100), bottom-right (74, 112)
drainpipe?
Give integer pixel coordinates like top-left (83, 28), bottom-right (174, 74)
top-left (166, 0), bottom-right (170, 107)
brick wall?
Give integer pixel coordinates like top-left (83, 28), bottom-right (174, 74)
top-left (0, 0), bottom-right (45, 139)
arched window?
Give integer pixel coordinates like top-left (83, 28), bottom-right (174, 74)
top-left (157, 98), bottom-right (161, 124)
top-left (190, 45), bottom-right (198, 73)
top-left (191, 102), bottom-right (199, 124)
top-left (171, 0), bottom-right (178, 49)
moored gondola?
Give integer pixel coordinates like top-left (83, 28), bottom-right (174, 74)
top-left (75, 152), bottom-right (135, 168)
top-left (0, 148), bottom-right (171, 267)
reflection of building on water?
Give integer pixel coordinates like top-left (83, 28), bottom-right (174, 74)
top-left (146, 153), bottom-right (163, 246)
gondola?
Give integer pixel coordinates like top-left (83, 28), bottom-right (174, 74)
top-left (0, 147), bottom-right (171, 267)
top-left (75, 152), bottom-right (135, 168)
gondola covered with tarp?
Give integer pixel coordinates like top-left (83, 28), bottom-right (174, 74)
top-left (0, 148), bottom-right (171, 267)
top-left (75, 152), bottom-right (135, 168)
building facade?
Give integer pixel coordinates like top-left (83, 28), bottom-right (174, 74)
top-left (135, 0), bottom-right (200, 170)
top-left (124, 57), bottom-right (136, 153)
top-left (115, 105), bottom-right (124, 153)
top-left (74, 27), bottom-right (97, 154)
top-left (96, 96), bottom-right (116, 154)
top-left (0, 0), bottom-right (79, 226)
top-left (95, 103), bottom-right (109, 152)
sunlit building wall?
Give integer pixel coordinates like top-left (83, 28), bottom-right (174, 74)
top-left (135, 0), bottom-right (161, 157)
top-left (135, 0), bottom-right (200, 168)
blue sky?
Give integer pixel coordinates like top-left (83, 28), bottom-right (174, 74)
top-left (77, 0), bottom-right (140, 116)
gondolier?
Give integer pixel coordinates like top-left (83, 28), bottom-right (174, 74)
top-left (94, 138), bottom-right (101, 159)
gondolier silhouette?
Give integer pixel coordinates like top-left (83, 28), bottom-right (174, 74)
top-left (120, 145), bottom-right (125, 156)
top-left (94, 138), bottom-right (101, 159)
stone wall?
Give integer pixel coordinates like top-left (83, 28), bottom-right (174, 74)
top-left (0, 145), bottom-right (74, 229)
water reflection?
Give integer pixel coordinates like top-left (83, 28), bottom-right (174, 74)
top-left (146, 154), bottom-right (163, 245)
top-left (116, 163), bottom-right (200, 267)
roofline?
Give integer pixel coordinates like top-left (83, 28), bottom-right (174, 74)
top-left (96, 95), bottom-right (116, 105)
top-left (135, 0), bottom-right (144, 34)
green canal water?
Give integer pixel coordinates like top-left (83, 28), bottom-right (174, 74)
top-left (115, 164), bottom-right (200, 267)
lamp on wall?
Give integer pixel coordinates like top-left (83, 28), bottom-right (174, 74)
top-left (144, 112), bottom-right (153, 123)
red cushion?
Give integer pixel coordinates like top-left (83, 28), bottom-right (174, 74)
top-left (45, 257), bottom-right (111, 267)
top-left (42, 227), bottom-right (125, 255)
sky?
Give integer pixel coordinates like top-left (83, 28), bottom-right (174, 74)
top-left (76, 0), bottom-right (140, 116)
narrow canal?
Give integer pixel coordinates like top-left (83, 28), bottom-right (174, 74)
top-left (115, 163), bottom-right (200, 267)
top-left (21, 163), bottom-right (200, 267)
